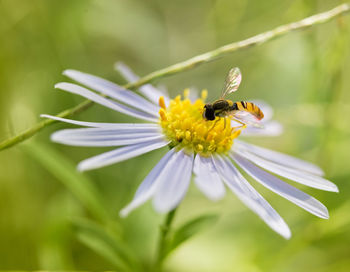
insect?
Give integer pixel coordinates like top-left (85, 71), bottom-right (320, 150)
top-left (203, 67), bottom-right (264, 128)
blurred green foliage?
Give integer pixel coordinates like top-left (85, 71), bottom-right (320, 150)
top-left (0, 0), bottom-right (349, 271)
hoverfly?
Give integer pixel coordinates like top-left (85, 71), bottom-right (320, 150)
top-left (203, 67), bottom-right (264, 128)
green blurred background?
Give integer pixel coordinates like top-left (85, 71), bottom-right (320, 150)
top-left (0, 0), bottom-right (349, 271)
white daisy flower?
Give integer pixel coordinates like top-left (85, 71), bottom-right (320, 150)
top-left (42, 63), bottom-right (338, 239)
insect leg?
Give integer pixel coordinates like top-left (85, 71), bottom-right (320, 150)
top-left (231, 118), bottom-right (247, 133)
top-left (231, 118), bottom-right (246, 125)
top-left (208, 118), bottom-right (220, 132)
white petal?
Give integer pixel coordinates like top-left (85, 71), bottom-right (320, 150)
top-left (51, 127), bottom-right (162, 144)
top-left (235, 140), bottom-right (324, 176)
top-left (63, 69), bottom-right (159, 116)
top-left (241, 121), bottom-right (283, 137)
top-left (213, 155), bottom-right (291, 239)
top-left (152, 150), bottom-right (194, 213)
top-left (41, 114), bottom-right (159, 128)
top-left (233, 154), bottom-right (329, 219)
top-left (188, 87), bottom-right (199, 102)
top-left (119, 148), bottom-right (176, 217)
top-left (234, 149), bottom-right (338, 192)
top-left (52, 131), bottom-right (164, 147)
top-left (114, 62), bottom-right (139, 82)
top-left (55, 82), bottom-right (158, 122)
top-left (114, 62), bottom-right (170, 105)
top-left (77, 139), bottom-right (169, 171)
top-left (193, 155), bottom-right (226, 201)
top-left (51, 127), bottom-right (161, 138)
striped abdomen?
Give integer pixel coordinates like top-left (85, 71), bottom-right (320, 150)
top-left (230, 101), bottom-right (264, 120)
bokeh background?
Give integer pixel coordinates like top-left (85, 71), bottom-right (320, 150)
top-left (0, 0), bottom-right (350, 271)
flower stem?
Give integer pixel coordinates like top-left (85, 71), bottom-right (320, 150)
top-left (1, 3), bottom-right (349, 151)
top-left (155, 208), bottom-right (177, 271)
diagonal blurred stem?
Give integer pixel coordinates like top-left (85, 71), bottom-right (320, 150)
top-left (0, 3), bottom-right (349, 151)
top-left (154, 208), bottom-right (177, 271)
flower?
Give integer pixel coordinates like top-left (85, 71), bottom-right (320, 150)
top-left (42, 63), bottom-right (338, 239)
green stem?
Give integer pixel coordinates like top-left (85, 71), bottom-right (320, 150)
top-left (1, 3), bottom-right (349, 151)
top-left (155, 208), bottom-right (177, 271)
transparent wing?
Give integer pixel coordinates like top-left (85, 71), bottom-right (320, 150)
top-left (221, 67), bottom-right (242, 98)
top-left (228, 111), bottom-right (264, 128)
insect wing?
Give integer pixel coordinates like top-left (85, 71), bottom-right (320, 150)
top-left (221, 67), bottom-right (242, 98)
top-left (229, 111), bottom-right (264, 128)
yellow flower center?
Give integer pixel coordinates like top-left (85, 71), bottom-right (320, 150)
top-left (158, 89), bottom-right (245, 156)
